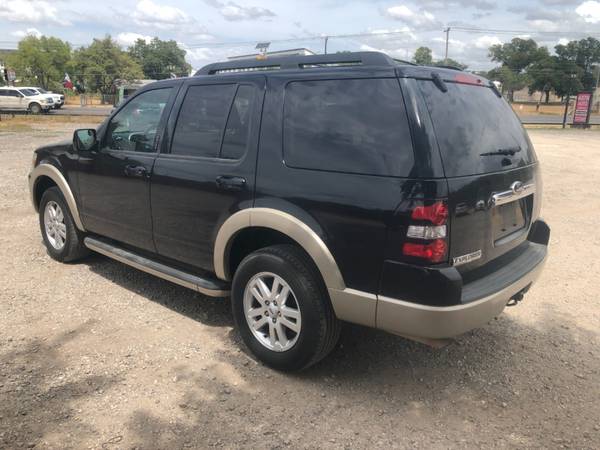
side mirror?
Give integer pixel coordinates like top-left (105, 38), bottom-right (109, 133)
top-left (73, 128), bottom-right (97, 152)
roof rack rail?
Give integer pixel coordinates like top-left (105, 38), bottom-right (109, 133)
top-left (392, 58), bottom-right (417, 66)
top-left (433, 64), bottom-right (464, 71)
top-left (195, 51), bottom-right (398, 76)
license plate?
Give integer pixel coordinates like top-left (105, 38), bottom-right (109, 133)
top-left (492, 198), bottom-right (527, 243)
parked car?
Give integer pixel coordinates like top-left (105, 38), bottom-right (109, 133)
top-left (0, 87), bottom-right (53, 113)
top-left (28, 52), bottom-right (550, 371)
top-left (22, 87), bottom-right (64, 109)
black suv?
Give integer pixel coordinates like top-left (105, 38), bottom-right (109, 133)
top-left (29, 52), bottom-right (550, 371)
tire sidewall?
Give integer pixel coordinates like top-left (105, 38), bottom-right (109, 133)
top-left (232, 249), bottom-right (326, 371)
top-left (29, 103), bottom-right (41, 114)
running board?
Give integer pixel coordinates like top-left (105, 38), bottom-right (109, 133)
top-left (84, 237), bottom-right (230, 297)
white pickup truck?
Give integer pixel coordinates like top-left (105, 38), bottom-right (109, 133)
top-left (22, 87), bottom-right (64, 109)
top-left (0, 87), bottom-right (54, 114)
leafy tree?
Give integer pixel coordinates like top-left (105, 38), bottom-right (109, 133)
top-left (411, 46), bottom-right (467, 69)
top-left (488, 38), bottom-right (547, 102)
top-left (129, 38), bottom-right (191, 79)
top-left (555, 37), bottom-right (600, 91)
top-left (433, 58), bottom-right (467, 70)
top-left (487, 66), bottom-right (529, 102)
top-left (71, 36), bottom-right (143, 95)
top-left (7, 36), bottom-right (71, 90)
top-left (527, 54), bottom-right (558, 103)
top-left (489, 38), bottom-right (546, 73)
top-left (413, 47), bottom-right (433, 65)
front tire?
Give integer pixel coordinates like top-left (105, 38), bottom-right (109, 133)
top-left (39, 187), bottom-right (89, 262)
top-left (29, 103), bottom-right (42, 114)
top-left (232, 245), bottom-right (340, 371)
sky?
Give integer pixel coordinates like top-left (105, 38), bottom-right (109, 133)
top-left (1, 0), bottom-right (600, 71)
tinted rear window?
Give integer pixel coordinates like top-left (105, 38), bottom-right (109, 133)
top-left (172, 84), bottom-right (236, 158)
top-left (418, 81), bottom-right (535, 177)
top-left (284, 78), bottom-right (414, 177)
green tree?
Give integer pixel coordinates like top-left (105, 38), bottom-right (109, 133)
top-left (413, 47), bottom-right (433, 65)
top-left (129, 38), bottom-right (191, 79)
top-left (71, 36), bottom-right (143, 95)
top-left (527, 55), bottom-right (557, 103)
top-left (488, 38), bottom-right (547, 101)
top-left (555, 37), bottom-right (600, 91)
top-left (487, 66), bottom-right (529, 102)
top-left (7, 36), bottom-right (71, 90)
top-left (433, 58), bottom-right (467, 70)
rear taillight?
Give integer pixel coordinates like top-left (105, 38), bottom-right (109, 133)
top-left (402, 201), bottom-right (449, 264)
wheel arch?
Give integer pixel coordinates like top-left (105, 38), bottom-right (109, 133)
top-left (29, 163), bottom-right (85, 231)
top-left (214, 208), bottom-right (345, 291)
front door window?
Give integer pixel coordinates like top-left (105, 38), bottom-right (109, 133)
top-left (105, 88), bottom-right (172, 153)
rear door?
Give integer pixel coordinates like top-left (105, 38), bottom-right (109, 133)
top-left (150, 75), bottom-right (264, 271)
top-left (417, 76), bottom-right (541, 273)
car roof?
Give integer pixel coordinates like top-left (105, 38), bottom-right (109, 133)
top-left (191, 50), bottom-right (491, 85)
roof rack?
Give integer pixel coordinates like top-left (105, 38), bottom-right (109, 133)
top-left (195, 51), bottom-right (398, 76)
top-left (432, 64), bottom-right (464, 71)
top-left (392, 58), bottom-right (417, 66)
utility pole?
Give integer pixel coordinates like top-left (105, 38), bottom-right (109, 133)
top-left (443, 27), bottom-right (450, 63)
top-left (595, 64), bottom-right (600, 112)
top-left (324, 36), bottom-right (329, 55)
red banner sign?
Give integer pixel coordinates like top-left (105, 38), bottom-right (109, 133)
top-left (573, 92), bottom-right (593, 125)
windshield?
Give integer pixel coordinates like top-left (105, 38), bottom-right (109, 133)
top-left (418, 80), bottom-right (536, 177)
top-left (20, 89), bottom-right (38, 96)
top-left (38, 88), bottom-right (47, 93)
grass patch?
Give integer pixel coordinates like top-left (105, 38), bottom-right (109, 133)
top-left (0, 114), bottom-right (105, 125)
top-left (0, 122), bottom-right (34, 133)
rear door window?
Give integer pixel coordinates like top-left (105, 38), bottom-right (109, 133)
top-left (283, 78), bottom-right (414, 177)
top-left (418, 80), bottom-right (535, 177)
top-left (171, 84), bottom-right (236, 158)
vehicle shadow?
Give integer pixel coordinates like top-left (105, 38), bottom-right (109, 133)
top-left (0, 322), bottom-right (121, 449)
top-left (82, 254), bottom-right (599, 448)
top-left (83, 253), bottom-right (234, 329)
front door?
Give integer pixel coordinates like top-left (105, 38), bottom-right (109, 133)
top-left (151, 76), bottom-right (265, 271)
top-left (76, 86), bottom-right (176, 251)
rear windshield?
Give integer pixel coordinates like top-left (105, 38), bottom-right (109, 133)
top-left (418, 80), bottom-right (535, 178)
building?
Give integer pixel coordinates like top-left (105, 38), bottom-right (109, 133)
top-left (227, 48), bottom-right (316, 61)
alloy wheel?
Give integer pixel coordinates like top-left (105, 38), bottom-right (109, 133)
top-left (243, 272), bottom-right (302, 352)
top-left (43, 201), bottom-right (66, 250)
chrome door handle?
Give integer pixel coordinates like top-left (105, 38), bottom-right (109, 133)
top-left (124, 165), bottom-right (148, 178)
top-left (216, 175), bottom-right (246, 191)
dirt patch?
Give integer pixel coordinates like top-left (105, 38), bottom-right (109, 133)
top-left (0, 126), bottom-right (599, 449)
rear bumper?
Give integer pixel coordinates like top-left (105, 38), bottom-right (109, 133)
top-left (376, 248), bottom-right (546, 338)
top-left (329, 240), bottom-right (548, 340)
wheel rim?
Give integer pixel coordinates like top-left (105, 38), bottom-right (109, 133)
top-left (43, 201), bottom-right (66, 250)
top-left (243, 272), bottom-right (302, 352)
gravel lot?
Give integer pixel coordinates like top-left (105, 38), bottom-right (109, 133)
top-left (1, 121), bottom-right (599, 449)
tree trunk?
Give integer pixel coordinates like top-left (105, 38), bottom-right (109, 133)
top-left (545, 91), bottom-right (550, 104)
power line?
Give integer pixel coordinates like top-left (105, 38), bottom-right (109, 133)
top-left (450, 26), bottom-right (600, 36)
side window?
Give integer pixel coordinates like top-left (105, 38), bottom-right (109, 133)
top-left (220, 85), bottom-right (256, 160)
top-left (171, 84), bottom-right (236, 158)
top-left (105, 88), bottom-right (171, 153)
top-left (0, 90), bottom-right (7, 97)
top-left (283, 78), bottom-right (415, 177)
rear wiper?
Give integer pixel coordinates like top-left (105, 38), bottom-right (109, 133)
top-left (480, 147), bottom-right (521, 157)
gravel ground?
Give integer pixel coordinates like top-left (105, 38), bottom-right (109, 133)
top-left (0, 122), bottom-right (599, 449)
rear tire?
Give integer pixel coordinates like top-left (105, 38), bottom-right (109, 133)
top-left (29, 103), bottom-right (42, 114)
top-left (39, 187), bottom-right (89, 262)
top-left (231, 245), bottom-right (340, 371)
